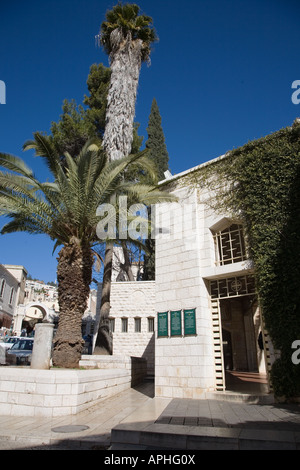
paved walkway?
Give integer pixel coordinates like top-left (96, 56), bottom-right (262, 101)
top-left (111, 384), bottom-right (300, 450)
top-left (0, 381), bottom-right (154, 450)
top-left (0, 379), bottom-right (300, 450)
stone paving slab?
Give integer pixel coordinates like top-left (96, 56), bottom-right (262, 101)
top-left (110, 394), bottom-right (300, 450)
top-left (155, 397), bottom-right (300, 430)
top-left (111, 421), bottom-right (300, 450)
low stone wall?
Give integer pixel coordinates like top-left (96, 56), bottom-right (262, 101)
top-left (79, 355), bottom-right (147, 386)
top-left (0, 367), bottom-right (131, 417)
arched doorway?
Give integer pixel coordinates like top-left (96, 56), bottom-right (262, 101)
top-left (22, 303), bottom-right (48, 335)
top-left (13, 302), bottom-right (50, 336)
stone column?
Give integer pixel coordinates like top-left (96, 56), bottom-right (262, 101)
top-left (31, 323), bottom-right (54, 369)
top-left (13, 306), bottom-right (25, 336)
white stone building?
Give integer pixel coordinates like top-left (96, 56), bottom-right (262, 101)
top-left (153, 158), bottom-right (274, 398)
top-left (14, 280), bottom-right (99, 337)
top-left (92, 157), bottom-right (274, 392)
top-left (0, 265), bottom-right (27, 330)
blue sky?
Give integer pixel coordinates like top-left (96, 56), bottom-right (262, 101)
top-left (0, 0), bottom-right (300, 282)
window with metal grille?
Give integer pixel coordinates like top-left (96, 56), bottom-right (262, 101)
top-left (213, 224), bottom-right (247, 265)
top-left (210, 275), bottom-right (256, 299)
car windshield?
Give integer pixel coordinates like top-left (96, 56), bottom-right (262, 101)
top-left (11, 340), bottom-right (33, 351)
top-left (3, 337), bottom-right (17, 343)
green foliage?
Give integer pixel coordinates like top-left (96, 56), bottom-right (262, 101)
top-left (197, 120), bottom-right (300, 399)
top-left (50, 64), bottom-right (111, 157)
top-left (0, 136), bottom-right (172, 250)
top-left (83, 63), bottom-right (111, 138)
top-left (99, 2), bottom-right (157, 62)
top-left (143, 98), bottom-right (170, 280)
top-left (50, 99), bottom-right (96, 157)
top-left (145, 98), bottom-right (169, 181)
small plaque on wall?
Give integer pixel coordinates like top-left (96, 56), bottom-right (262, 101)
top-left (157, 312), bottom-right (168, 337)
top-left (184, 308), bottom-right (196, 335)
top-left (170, 310), bottom-right (182, 336)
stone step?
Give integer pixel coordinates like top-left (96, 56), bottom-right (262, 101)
top-left (204, 391), bottom-right (274, 404)
top-left (110, 422), bottom-right (298, 450)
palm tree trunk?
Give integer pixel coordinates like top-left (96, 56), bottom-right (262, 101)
top-left (52, 238), bottom-right (93, 368)
top-left (102, 35), bottom-right (143, 161)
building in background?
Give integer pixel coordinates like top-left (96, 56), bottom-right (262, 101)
top-left (14, 278), bottom-right (98, 337)
top-left (0, 265), bottom-right (27, 330)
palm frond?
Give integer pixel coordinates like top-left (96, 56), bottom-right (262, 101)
top-left (0, 138), bottom-right (177, 254)
top-left (23, 132), bottom-right (60, 176)
top-left (0, 152), bottom-right (33, 178)
top-left (0, 171), bottom-right (38, 196)
top-left (99, 3), bottom-right (157, 60)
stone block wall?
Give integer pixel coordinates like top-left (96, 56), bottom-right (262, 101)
top-left (155, 187), bottom-right (216, 398)
top-left (79, 355), bottom-right (147, 386)
top-left (154, 174), bottom-right (263, 398)
top-left (109, 281), bottom-right (155, 374)
top-left (0, 367), bottom-right (131, 417)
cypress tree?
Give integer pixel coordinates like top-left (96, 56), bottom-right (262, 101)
top-left (145, 98), bottom-right (169, 180)
top-left (144, 98), bottom-right (170, 280)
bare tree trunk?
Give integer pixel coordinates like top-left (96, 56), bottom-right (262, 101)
top-left (121, 242), bottom-right (135, 281)
top-left (52, 238), bottom-right (93, 368)
top-left (94, 242), bottom-right (113, 354)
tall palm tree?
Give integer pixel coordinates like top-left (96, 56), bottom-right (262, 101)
top-left (0, 135), bottom-right (173, 367)
top-left (97, 2), bottom-right (157, 161)
top-left (94, 3), bottom-right (157, 353)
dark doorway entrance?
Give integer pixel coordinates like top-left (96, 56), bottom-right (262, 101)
top-left (219, 295), bottom-right (270, 393)
top-left (220, 296), bottom-right (258, 373)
